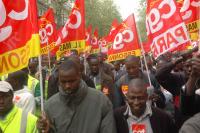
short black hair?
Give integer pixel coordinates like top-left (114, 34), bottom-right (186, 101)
top-left (7, 70), bottom-right (28, 86)
top-left (86, 54), bottom-right (98, 61)
top-left (59, 58), bottom-right (80, 73)
top-left (125, 55), bottom-right (140, 63)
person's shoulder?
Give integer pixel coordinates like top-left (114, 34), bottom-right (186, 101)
top-left (151, 107), bottom-right (171, 120)
top-left (101, 72), bottom-right (113, 81)
top-left (180, 112), bottom-right (200, 133)
top-left (114, 106), bottom-right (127, 115)
top-left (87, 87), bottom-right (112, 109)
top-left (87, 87), bottom-right (110, 102)
top-left (117, 74), bottom-right (127, 83)
top-left (45, 93), bottom-right (60, 106)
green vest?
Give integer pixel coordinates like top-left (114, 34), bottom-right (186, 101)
top-left (28, 75), bottom-right (40, 97)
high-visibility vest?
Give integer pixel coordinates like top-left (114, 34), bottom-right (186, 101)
top-left (0, 74), bottom-right (8, 81)
top-left (0, 106), bottom-right (38, 133)
top-left (28, 75), bottom-right (40, 97)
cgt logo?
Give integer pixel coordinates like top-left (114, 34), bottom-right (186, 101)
top-left (56, 10), bottom-right (82, 45)
top-left (180, 0), bottom-right (200, 20)
top-left (113, 29), bottom-right (134, 50)
top-left (0, 0), bottom-right (29, 42)
top-left (39, 23), bottom-right (54, 44)
top-left (146, 0), bottom-right (176, 35)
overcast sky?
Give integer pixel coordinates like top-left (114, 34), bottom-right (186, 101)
top-left (113, 0), bottom-right (140, 20)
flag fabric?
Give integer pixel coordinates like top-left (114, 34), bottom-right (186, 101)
top-left (146, 0), bottom-right (190, 59)
top-left (38, 8), bottom-right (57, 55)
top-left (84, 25), bottom-right (92, 54)
top-left (0, 0), bottom-right (40, 76)
top-left (142, 41), bottom-right (151, 53)
top-left (55, 0), bottom-right (85, 59)
top-left (177, 0), bottom-right (200, 41)
top-left (106, 18), bottom-right (120, 43)
top-left (85, 25), bottom-right (92, 46)
top-left (90, 28), bottom-right (100, 54)
top-left (107, 14), bottom-right (141, 62)
top-left (99, 37), bottom-right (108, 54)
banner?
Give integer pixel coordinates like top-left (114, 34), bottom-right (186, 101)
top-left (38, 8), bottom-right (57, 55)
top-left (146, 0), bottom-right (190, 58)
top-left (108, 14), bottom-right (141, 62)
top-left (177, 0), bottom-right (200, 41)
top-left (90, 28), bottom-right (100, 54)
top-left (0, 0), bottom-right (40, 76)
top-left (55, 0), bottom-right (85, 59)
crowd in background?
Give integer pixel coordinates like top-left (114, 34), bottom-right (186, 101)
top-left (1, 47), bottom-right (200, 133)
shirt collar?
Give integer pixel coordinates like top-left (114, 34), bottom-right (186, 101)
top-left (124, 102), bottom-right (152, 121)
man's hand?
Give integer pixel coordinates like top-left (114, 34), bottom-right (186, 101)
top-left (186, 53), bottom-right (200, 95)
top-left (37, 112), bottom-right (50, 133)
top-left (191, 53), bottom-right (200, 76)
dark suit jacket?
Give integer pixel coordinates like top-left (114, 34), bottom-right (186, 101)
top-left (114, 106), bottom-right (176, 133)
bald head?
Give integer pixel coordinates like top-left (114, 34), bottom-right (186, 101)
top-left (127, 78), bottom-right (148, 117)
top-left (128, 78), bottom-right (147, 94)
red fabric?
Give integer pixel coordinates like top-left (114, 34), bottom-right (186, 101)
top-left (55, 0), bottom-right (85, 46)
top-left (108, 14), bottom-right (141, 60)
top-left (38, 8), bottom-right (57, 55)
top-left (0, 0), bottom-right (39, 54)
top-left (146, 0), bottom-right (190, 58)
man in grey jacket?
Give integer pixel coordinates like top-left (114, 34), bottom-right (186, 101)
top-left (37, 58), bottom-right (116, 133)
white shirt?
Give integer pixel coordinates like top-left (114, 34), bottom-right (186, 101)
top-left (13, 86), bottom-right (36, 114)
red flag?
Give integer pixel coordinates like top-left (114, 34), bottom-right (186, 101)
top-left (91, 28), bottom-right (99, 53)
top-left (177, 0), bottom-right (200, 41)
top-left (55, 0), bottom-right (85, 59)
top-left (108, 14), bottom-right (141, 62)
top-left (99, 37), bottom-right (108, 54)
top-left (0, 0), bottom-right (40, 76)
top-left (85, 25), bottom-right (92, 46)
top-left (142, 41), bottom-right (151, 53)
top-left (106, 19), bottom-right (120, 42)
top-left (146, 0), bottom-right (190, 59)
top-left (38, 8), bottom-right (57, 55)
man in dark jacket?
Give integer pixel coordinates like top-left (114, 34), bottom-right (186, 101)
top-left (87, 54), bottom-right (115, 103)
top-left (47, 56), bottom-right (95, 99)
top-left (37, 59), bottom-right (116, 133)
top-left (114, 55), bottom-right (161, 108)
top-left (113, 60), bottom-right (126, 82)
top-left (180, 53), bottom-right (200, 116)
top-left (114, 78), bottom-right (175, 133)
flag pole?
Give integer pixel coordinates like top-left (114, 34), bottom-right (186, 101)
top-left (38, 55), bottom-right (44, 111)
top-left (47, 40), bottom-right (52, 75)
top-left (133, 14), bottom-right (152, 87)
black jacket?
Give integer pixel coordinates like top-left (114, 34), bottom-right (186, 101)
top-left (114, 106), bottom-right (176, 133)
top-left (155, 62), bottom-right (187, 96)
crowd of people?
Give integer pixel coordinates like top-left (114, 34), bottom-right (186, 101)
top-left (1, 47), bottom-right (200, 133)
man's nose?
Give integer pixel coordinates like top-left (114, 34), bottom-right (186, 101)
top-left (133, 98), bottom-right (139, 105)
top-left (65, 82), bottom-right (72, 89)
